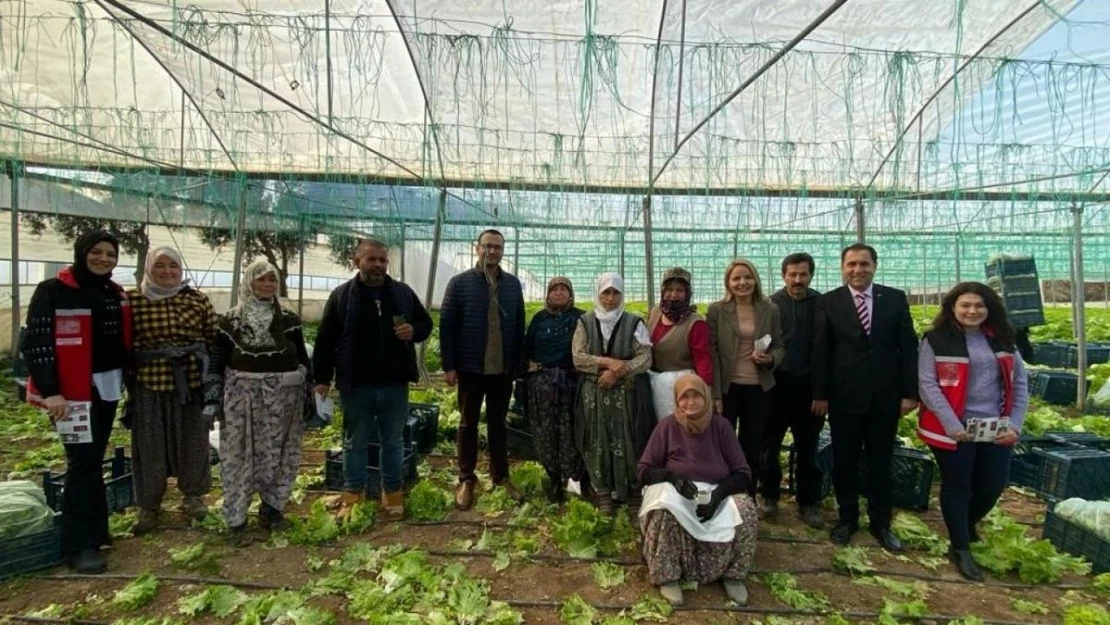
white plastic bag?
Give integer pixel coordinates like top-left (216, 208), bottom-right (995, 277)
top-left (648, 369), bottom-right (696, 422)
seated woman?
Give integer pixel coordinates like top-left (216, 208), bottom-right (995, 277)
top-left (917, 281), bottom-right (1028, 581)
top-left (638, 374), bottom-right (759, 607)
top-left (573, 273), bottom-right (654, 514)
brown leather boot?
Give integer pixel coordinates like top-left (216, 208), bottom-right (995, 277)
top-left (335, 491), bottom-right (364, 523)
top-left (455, 481), bottom-right (477, 511)
top-left (380, 490), bottom-right (405, 521)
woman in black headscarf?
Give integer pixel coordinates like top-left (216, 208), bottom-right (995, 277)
top-left (22, 230), bottom-right (132, 574)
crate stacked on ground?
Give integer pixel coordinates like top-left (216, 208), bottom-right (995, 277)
top-left (1025, 431), bottom-right (1110, 501)
top-left (985, 255), bottom-right (1044, 328)
top-left (1032, 342), bottom-right (1072, 368)
top-left (1067, 343), bottom-right (1110, 367)
top-left (1030, 370), bottom-right (1090, 405)
top-left (1043, 501), bottom-right (1110, 574)
top-left (1010, 436), bottom-right (1072, 489)
top-left (505, 380), bottom-right (537, 461)
top-left (323, 402), bottom-right (440, 497)
top-left (814, 432), bottom-right (935, 511)
top-left (0, 484), bottom-right (62, 580)
top-left (42, 446), bottom-right (135, 514)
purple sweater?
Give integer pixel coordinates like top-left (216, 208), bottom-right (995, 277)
top-left (918, 330), bottom-right (1030, 436)
top-left (637, 415), bottom-right (751, 484)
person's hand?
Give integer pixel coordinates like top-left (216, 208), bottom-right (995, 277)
top-left (714, 399), bottom-right (723, 415)
top-left (667, 475), bottom-right (698, 499)
top-left (810, 400), bottom-right (829, 416)
top-left (697, 489), bottom-right (726, 522)
top-left (445, 370), bottom-right (458, 387)
top-left (951, 429), bottom-right (971, 443)
top-left (393, 323), bottom-right (414, 341)
top-left (598, 369), bottom-right (619, 389)
top-left (314, 384), bottom-right (331, 398)
top-left (995, 429), bottom-right (1020, 447)
top-left (900, 399), bottom-right (919, 416)
top-left (598, 357), bottom-right (620, 372)
top-left (752, 350), bottom-right (772, 366)
top-left (43, 395), bottom-right (68, 423)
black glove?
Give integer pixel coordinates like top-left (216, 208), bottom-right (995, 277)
top-left (667, 474), bottom-right (698, 499)
top-left (697, 488), bottom-right (727, 522)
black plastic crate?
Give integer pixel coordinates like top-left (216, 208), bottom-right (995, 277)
top-left (1010, 309), bottom-right (1047, 328)
top-left (42, 446), bottom-right (134, 514)
top-left (1035, 447), bottom-right (1110, 500)
top-left (1043, 506), bottom-right (1110, 574)
top-left (986, 257), bottom-right (1037, 279)
top-left (1033, 343), bottom-right (1072, 368)
top-left (1067, 343), bottom-right (1110, 367)
top-left (0, 512), bottom-right (62, 580)
top-left (506, 424), bottom-right (537, 461)
top-left (1032, 371), bottom-right (1089, 405)
top-left (996, 275), bottom-right (1040, 295)
top-left (816, 435), bottom-right (934, 511)
top-left (323, 449), bottom-right (418, 498)
top-left (1045, 431), bottom-right (1110, 451)
top-left (1010, 437), bottom-right (1071, 488)
top-left (1003, 292), bottom-right (1044, 315)
top-left (408, 403), bottom-right (440, 454)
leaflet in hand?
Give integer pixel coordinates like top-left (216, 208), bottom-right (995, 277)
top-left (964, 417), bottom-right (1011, 443)
top-left (754, 334), bottom-right (772, 352)
top-left (54, 401), bottom-right (93, 444)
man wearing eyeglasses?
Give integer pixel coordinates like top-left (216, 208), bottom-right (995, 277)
top-left (441, 229), bottom-right (527, 510)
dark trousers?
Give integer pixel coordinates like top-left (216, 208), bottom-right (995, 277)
top-left (61, 395), bottom-right (117, 555)
top-left (457, 372), bottom-right (513, 484)
top-left (723, 383), bottom-right (770, 497)
top-left (931, 442), bottom-right (1012, 550)
top-left (829, 400), bottom-right (898, 529)
top-left (761, 375), bottom-right (825, 507)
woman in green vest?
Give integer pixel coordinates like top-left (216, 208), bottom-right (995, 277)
top-left (572, 273), bottom-right (655, 514)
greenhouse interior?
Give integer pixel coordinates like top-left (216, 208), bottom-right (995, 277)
top-left (2, 0), bottom-right (1110, 623)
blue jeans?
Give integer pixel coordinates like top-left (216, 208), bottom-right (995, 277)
top-left (341, 385), bottom-right (409, 492)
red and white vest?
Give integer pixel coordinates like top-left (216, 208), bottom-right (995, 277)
top-left (26, 268), bottom-right (133, 404)
top-left (917, 329), bottom-right (1015, 451)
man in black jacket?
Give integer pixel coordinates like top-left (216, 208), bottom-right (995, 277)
top-left (762, 252), bottom-right (826, 529)
top-left (812, 244), bottom-right (918, 551)
top-left (441, 229), bottom-right (527, 510)
top-left (313, 239), bottom-right (433, 521)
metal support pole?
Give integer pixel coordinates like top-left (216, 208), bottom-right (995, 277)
top-left (399, 223), bottom-right (406, 283)
top-left (229, 188), bottom-right (249, 307)
top-left (9, 161), bottom-right (20, 354)
top-left (297, 216), bottom-right (306, 317)
top-left (643, 195), bottom-right (656, 304)
top-left (954, 235), bottom-right (961, 283)
top-left (854, 195), bottom-right (866, 243)
top-left (1072, 204), bottom-right (1087, 410)
top-left (325, 0), bottom-right (334, 126)
top-left (423, 190), bottom-right (446, 311)
top-left (513, 229), bottom-right (520, 274)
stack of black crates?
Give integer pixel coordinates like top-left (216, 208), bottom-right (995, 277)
top-left (985, 255), bottom-right (1044, 328)
top-left (323, 403), bottom-right (440, 497)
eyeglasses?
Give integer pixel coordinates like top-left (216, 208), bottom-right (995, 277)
top-left (481, 243), bottom-right (504, 251)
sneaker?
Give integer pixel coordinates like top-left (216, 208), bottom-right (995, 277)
top-left (133, 508), bottom-right (159, 535)
top-left (723, 579), bottom-right (749, 605)
top-left (181, 496), bottom-right (208, 522)
top-left (799, 506), bottom-right (826, 530)
top-left (259, 503), bottom-right (291, 532)
top-left (68, 548), bottom-right (107, 574)
top-left (658, 582), bottom-right (684, 606)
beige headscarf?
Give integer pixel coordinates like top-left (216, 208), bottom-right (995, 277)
top-left (140, 246), bottom-right (186, 301)
top-left (673, 374), bottom-right (713, 434)
top-left (545, 276), bottom-right (575, 313)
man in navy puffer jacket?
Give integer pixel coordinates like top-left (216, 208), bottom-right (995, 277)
top-left (441, 229), bottom-right (527, 510)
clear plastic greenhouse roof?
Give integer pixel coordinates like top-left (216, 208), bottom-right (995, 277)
top-left (3, 0), bottom-right (1105, 192)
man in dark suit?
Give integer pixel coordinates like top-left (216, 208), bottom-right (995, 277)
top-left (812, 244), bottom-right (918, 551)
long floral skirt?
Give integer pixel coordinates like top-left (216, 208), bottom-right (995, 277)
top-left (641, 494), bottom-right (759, 585)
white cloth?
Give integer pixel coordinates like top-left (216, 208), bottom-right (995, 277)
top-left (92, 369), bottom-right (123, 402)
top-left (593, 272), bottom-right (652, 347)
top-left (639, 481), bottom-right (742, 543)
top-left (648, 369), bottom-right (696, 422)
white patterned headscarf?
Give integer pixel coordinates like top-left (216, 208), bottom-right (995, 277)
top-left (231, 260), bottom-right (281, 347)
top-left (593, 272), bottom-right (652, 347)
top-left (141, 246), bottom-right (186, 301)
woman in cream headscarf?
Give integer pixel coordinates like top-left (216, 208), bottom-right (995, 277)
top-left (572, 273), bottom-right (655, 514)
top-left (127, 246), bottom-right (218, 534)
top-left (521, 277), bottom-right (586, 502)
top-left (205, 260), bottom-right (312, 545)
top-left (637, 374), bottom-right (759, 607)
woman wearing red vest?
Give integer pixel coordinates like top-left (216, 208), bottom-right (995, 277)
top-left (22, 230), bottom-right (133, 574)
top-left (917, 282), bottom-right (1028, 581)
